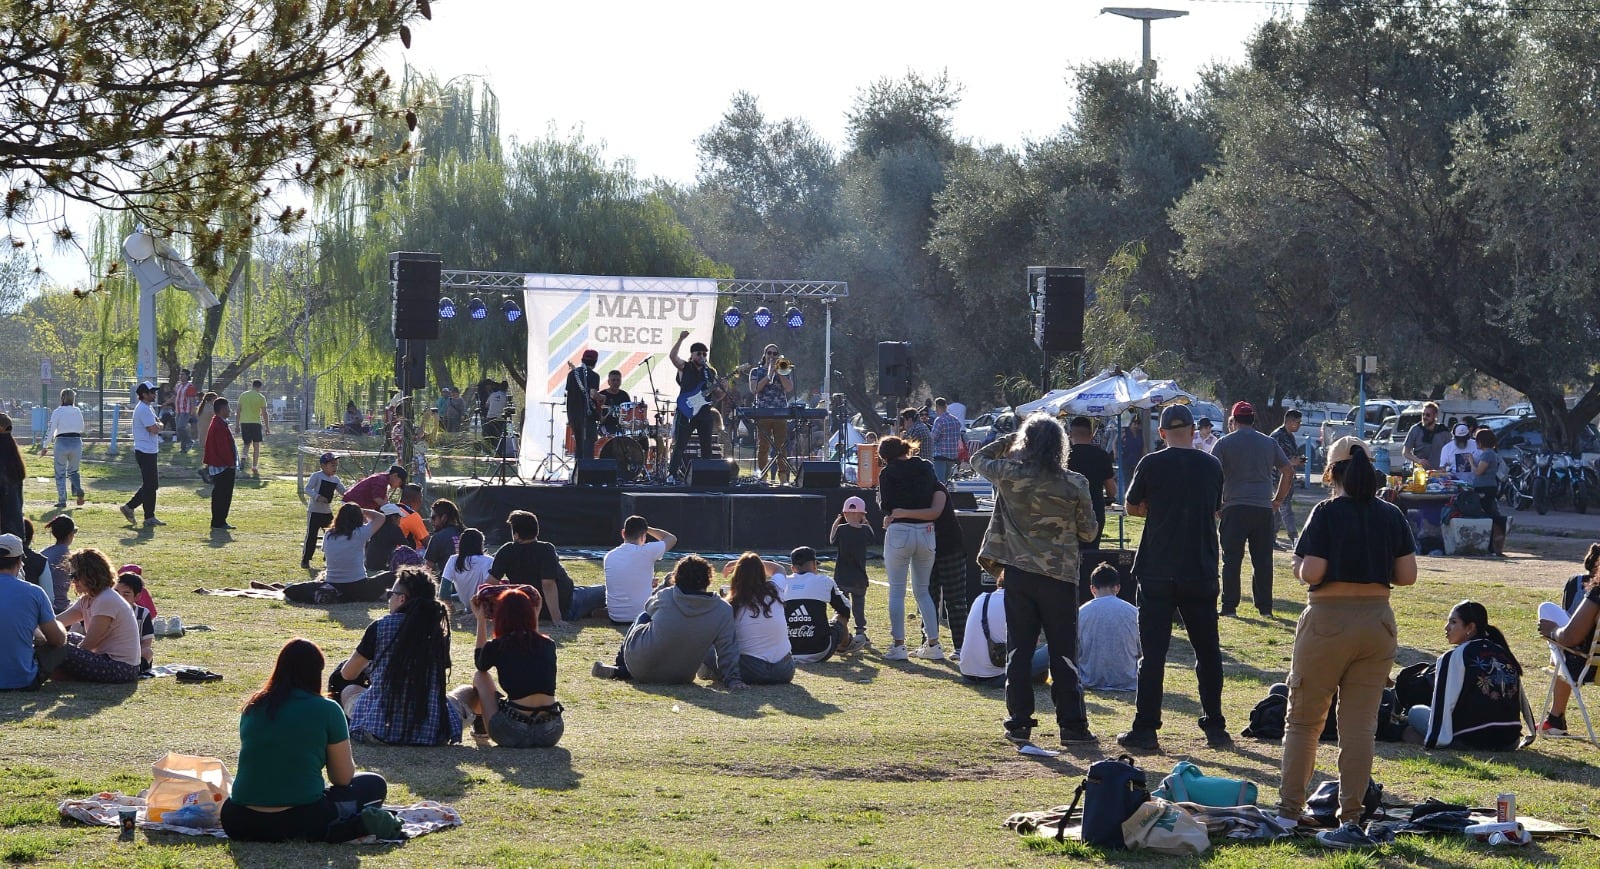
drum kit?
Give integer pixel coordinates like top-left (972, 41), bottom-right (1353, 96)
top-left (593, 399), bottom-right (670, 483)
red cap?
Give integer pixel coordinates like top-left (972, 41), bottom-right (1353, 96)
top-left (581, 349), bottom-right (599, 363)
top-left (1230, 401), bottom-right (1255, 418)
top-left (119, 563), bottom-right (142, 576)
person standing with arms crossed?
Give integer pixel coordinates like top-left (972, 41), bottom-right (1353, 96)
top-left (121, 383), bottom-right (165, 528)
top-left (238, 379), bottom-right (271, 478)
top-left (1115, 404), bottom-right (1230, 751)
top-left (204, 398), bottom-right (239, 530)
top-left (1211, 401), bottom-right (1293, 617)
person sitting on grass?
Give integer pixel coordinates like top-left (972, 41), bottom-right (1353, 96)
top-left (957, 572), bottom-right (1048, 687)
top-left (366, 504), bottom-right (411, 573)
top-left (115, 563), bottom-right (159, 618)
top-left (592, 555), bottom-right (745, 689)
top-left (397, 484), bottom-right (431, 549)
top-left (423, 499), bottom-right (465, 576)
top-left (446, 585), bottom-right (564, 747)
top-left (1536, 542), bottom-right (1600, 736)
top-left (113, 572), bottom-right (156, 674)
top-left (1077, 563), bottom-right (1139, 693)
top-left (222, 638), bottom-right (397, 842)
top-left (336, 567), bottom-right (460, 745)
top-left (602, 515), bottom-right (678, 626)
top-left (1407, 600), bottom-right (1525, 750)
top-left (283, 503), bottom-right (386, 604)
top-left (51, 548), bottom-right (142, 683)
top-left (714, 553), bottom-right (794, 685)
top-left (775, 546), bottom-right (852, 664)
top-left (442, 529), bottom-right (491, 614)
top-left (41, 514), bottom-right (76, 613)
top-left (489, 510), bottom-right (604, 626)
top-left (20, 519), bottom-right (52, 600)
top-left (0, 533), bottom-right (67, 691)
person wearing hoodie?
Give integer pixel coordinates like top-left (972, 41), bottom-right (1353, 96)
top-left (591, 555), bottom-right (745, 689)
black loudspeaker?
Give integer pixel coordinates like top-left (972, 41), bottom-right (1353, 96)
top-left (1078, 548), bottom-right (1137, 606)
top-left (948, 489), bottom-right (978, 510)
top-left (797, 460), bottom-right (843, 489)
top-left (877, 341), bottom-right (912, 396)
top-left (687, 458), bottom-right (735, 487)
top-left (574, 458), bottom-right (618, 486)
top-left (394, 339), bottom-right (426, 391)
top-left (1028, 266), bottom-right (1085, 354)
top-left (391, 251), bottom-right (443, 340)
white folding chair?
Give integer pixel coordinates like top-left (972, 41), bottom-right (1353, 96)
top-left (1543, 631), bottom-right (1600, 745)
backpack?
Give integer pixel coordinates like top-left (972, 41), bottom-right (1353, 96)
top-left (1059, 754), bottom-right (1150, 849)
top-left (1241, 683), bottom-right (1340, 741)
top-left (1394, 661), bottom-right (1437, 713)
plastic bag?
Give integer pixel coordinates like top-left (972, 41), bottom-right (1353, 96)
top-left (1121, 798), bottom-right (1210, 855)
top-left (145, 753), bottom-right (231, 828)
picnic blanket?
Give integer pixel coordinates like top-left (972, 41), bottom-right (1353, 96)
top-left (59, 792), bottom-right (462, 843)
top-left (192, 587), bottom-right (285, 600)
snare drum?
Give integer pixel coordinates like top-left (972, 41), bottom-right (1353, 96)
top-left (618, 401), bottom-right (647, 430)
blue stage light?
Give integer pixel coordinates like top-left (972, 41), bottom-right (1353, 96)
top-left (501, 298), bottom-right (522, 322)
top-left (752, 306), bottom-right (773, 328)
top-left (467, 297), bottom-right (488, 320)
top-left (438, 297), bottom-right (457, 319)
top-left (785, 306), bottom-right (803, 328)
top-left (722, 305), bottom-right (742, 328)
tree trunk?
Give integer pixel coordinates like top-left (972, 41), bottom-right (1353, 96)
top-left (191, 257), bottom-right (250, 388)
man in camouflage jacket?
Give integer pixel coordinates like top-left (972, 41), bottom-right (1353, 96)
top-left (972, 420), bottom-right (1098, 747)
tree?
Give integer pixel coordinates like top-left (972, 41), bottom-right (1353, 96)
top-left (1, 0), bottom-right (428, 260)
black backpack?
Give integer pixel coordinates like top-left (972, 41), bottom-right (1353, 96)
top-left (1241, 683), bottom-right (1344, 741)
top-left (1059, 754), bottom-right (1150, 849)
top-left (1394, 661), bottom-right (1437, 713)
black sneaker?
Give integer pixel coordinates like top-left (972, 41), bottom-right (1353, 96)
top-left (1115, 730), bottom-right (1160, 751)
top-left (1219, 607), bottom-right (1237, 617)
top-left (1316, 822), bottom-right (1378, 850)
top-left (1539, 713), bottom-right (1568, 736)
top-left (1004, 727), bottom-right (1033, 746)
top-left (472, 715), bottom-right (488, 737)
top-left (1204, 727), bottom-right (1234, 748)
top-left (1060, 727), bottom-right (1098, 745)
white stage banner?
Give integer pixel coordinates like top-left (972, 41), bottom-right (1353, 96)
top-left (519, 274), bottom-right (719, 479)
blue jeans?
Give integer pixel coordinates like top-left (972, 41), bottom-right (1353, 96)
top-left (704, 651), bottom-right (794, 685)
top-left (883, 522), bottom-right (936, 645)
top-left (932, 458), bottom-right (955, 482)
top-left (1407, 704), bottom-right (1430, 736)
top-left (569, 584), bottom-right (605, 620)
top-left (53, 435), bottom-right (84, 503)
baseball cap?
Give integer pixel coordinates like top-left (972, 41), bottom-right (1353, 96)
top-left (0, 533), bottom-right (22, 557)
top-left (1454, 424), bottom-right (1470, 437)
top-left (136, 382), bottom-right (154, 395)
top-left (1159, 404), bottom-right (1194, 429)
top-left (581, 348), bottom-right (599, 363)
top-left (1325, 436), bottom-right (1369, 465)
top-left (118, 563), bottom-right (142, 576)
top-left (380, 503), bottom-right (405, 516)
top-left (319, 452), bottom-right (338, 464)
top-left (1197, 417), bottom-right (1214, 429)
top-left (843, 496), bottom-right (867, 513)
top-left (1230, 400), bottom-right (1255, 418)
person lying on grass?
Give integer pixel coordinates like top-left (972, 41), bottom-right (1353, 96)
top-left (336, 567), bottom-right (460, 746)
top-left (447, 585), bottom-right (564, 747)
top-left (1537, 542), bottom-right (1600, 736)
top-left (592, 555), bottom-right (745, 689)
top-left (222, 637), bottom-right (397, 842)
top-left (1407, 600), bottom-right (1525, 750)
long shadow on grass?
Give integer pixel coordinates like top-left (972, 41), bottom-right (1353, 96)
top-left (9, 681), bottom-right (141, 720)
top-left (630, 681), bottom-right (842, 720)
top-left (226, 838), bottom-right (400, 867)
top-left (488, 746), bottom-right (582, 792)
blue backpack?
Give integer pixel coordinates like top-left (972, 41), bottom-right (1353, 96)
top-left (1059, 754), bottom-right (1150, 849)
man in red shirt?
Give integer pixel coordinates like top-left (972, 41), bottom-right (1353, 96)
top-left (203, 397), bottom-right (238, 530)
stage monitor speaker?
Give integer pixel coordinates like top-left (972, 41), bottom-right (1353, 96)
top-left (797, 460), bottom-right (843, 489)
top-left (948, 489), bottom-right (979, 510)
top-left (687, 458), bottom-right (736, 488)
top-left (877, 341), bottom-right (912, 395)
top-left (574, 458), bottom-right (618, 486)
top-left (394, 339), bottom-right (427, 391)
top-left (1078, 548), bottom-right (1137, 606)
top-left (391, 251), bottom-right (443, 340)
top-left (1028, 266), bottom-right (1085, 355)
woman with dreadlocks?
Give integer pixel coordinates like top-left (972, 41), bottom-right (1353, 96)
top-left (336, 566), bottom-right (461, 745)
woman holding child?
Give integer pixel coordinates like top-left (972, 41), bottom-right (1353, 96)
top-left (337, 567), bottom-right (460, 745)
top-left (223, 638), bottom-right (395, 842)
top-left (51, 549), bottom-right (142, 683)
top-left (447, 585), bottom-right (564, 747)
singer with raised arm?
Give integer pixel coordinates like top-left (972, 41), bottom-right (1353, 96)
top-left (566, 349), bottom-right (601, 472)
top-left (749, 344), bottom-right (794, 482)
top-left (669, 332), bottom-right (719, 481)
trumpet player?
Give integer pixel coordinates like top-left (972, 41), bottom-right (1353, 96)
top-left (750, 344), bottom-right (795, 482)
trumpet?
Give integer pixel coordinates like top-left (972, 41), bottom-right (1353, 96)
top-left (775, 356), bottom-right (794, 376)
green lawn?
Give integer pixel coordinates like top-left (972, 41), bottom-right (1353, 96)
top-left (3, 439), bottom-right (1600, 867)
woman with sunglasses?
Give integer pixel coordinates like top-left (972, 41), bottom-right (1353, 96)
top-left (335, 567), bottom-right (459, 745)
top-left (51, 549), bottom-right (141, 683)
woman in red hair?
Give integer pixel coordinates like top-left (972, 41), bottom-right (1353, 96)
top-left (447, 585), bottom-right (563, 748)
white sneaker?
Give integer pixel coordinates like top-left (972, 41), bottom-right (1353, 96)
top-left (852, 632), bottom-right (871, 650)
top-left (883, 643), bottom-right (910, 661)
top-left (912, 641), bottom-right (945, 660)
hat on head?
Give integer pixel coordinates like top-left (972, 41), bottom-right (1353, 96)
top-left (1197, 417), bottom-right (1214, 429)
top-left (842, 496), bottom-right (867, 513)
top-left (689, 341), bottom-right (708, 354)
top-left (581, 348), bottom-right (599, 363)
top-left (790, 546), bottom-right (816, 566)
top-left (1326, 435), bottom-right (1369, 465)
top-left (1453, 423), bottom-right (1470, 437)
top-left (118, 563), bottom-right (142, 576)
top-left (1230, 400), bottom-right (1255, 418)
top-left (380, 503), bottom-right (405, 516)
top-left (319, 452), bottom-right (338, 464)
top-left (136, 382), bottom-right (154, 394)
top-left (1159, 404), bottom-right (1194, 429)
top-left (0, 533), bottom-right (22, 558)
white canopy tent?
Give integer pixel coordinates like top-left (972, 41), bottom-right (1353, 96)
top-left (1016, 368), bottom-right (1197, 417)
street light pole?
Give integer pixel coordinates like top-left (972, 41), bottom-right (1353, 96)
top-left (1101, 7), bottom-right (1189, 99)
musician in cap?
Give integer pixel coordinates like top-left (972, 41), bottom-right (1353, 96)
top-left (749, 344), bottom-right (795, 482)
top-left (565, 349), bottom-right (601, 468)
top-left (669, 331), bottom-right (720, 480)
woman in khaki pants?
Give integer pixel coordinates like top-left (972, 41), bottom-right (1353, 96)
top-left (1276, 437), bottom-right (1418, 850)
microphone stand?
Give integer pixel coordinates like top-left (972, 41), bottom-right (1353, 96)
top-left (641, 356), bottom-right (669, 482)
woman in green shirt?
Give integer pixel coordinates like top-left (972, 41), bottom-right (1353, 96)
top-left (221, 638), bottom-right (395, 842)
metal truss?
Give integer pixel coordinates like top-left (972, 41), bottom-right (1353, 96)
top-left (440, 271), bottom-right (848, 299)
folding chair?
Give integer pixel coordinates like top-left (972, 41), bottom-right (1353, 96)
top-left (1543, 630), bottom-right (1600, 745)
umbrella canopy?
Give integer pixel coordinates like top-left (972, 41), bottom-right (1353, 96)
top-left (1017, 369), bottom-right (1196, 417)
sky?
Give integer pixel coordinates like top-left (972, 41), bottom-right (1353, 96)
top-left (392, 0), bottom-right (1291, 182)
top-left (35, 0), bottom-right (1291, 289)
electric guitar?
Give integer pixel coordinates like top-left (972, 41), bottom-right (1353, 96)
top-left (677, 366), bottom-right (724, 418)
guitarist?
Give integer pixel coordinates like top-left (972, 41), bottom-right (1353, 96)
top-left (669, 331), bottom-right (719, 481)
top-left (565, 348), bottom-right (601, 468)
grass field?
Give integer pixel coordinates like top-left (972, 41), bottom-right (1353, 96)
top-left (3, 437), bottom-right (1600, 867)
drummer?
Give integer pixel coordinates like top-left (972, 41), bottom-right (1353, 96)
top-left (598, 370), bottom-right (632, 435)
